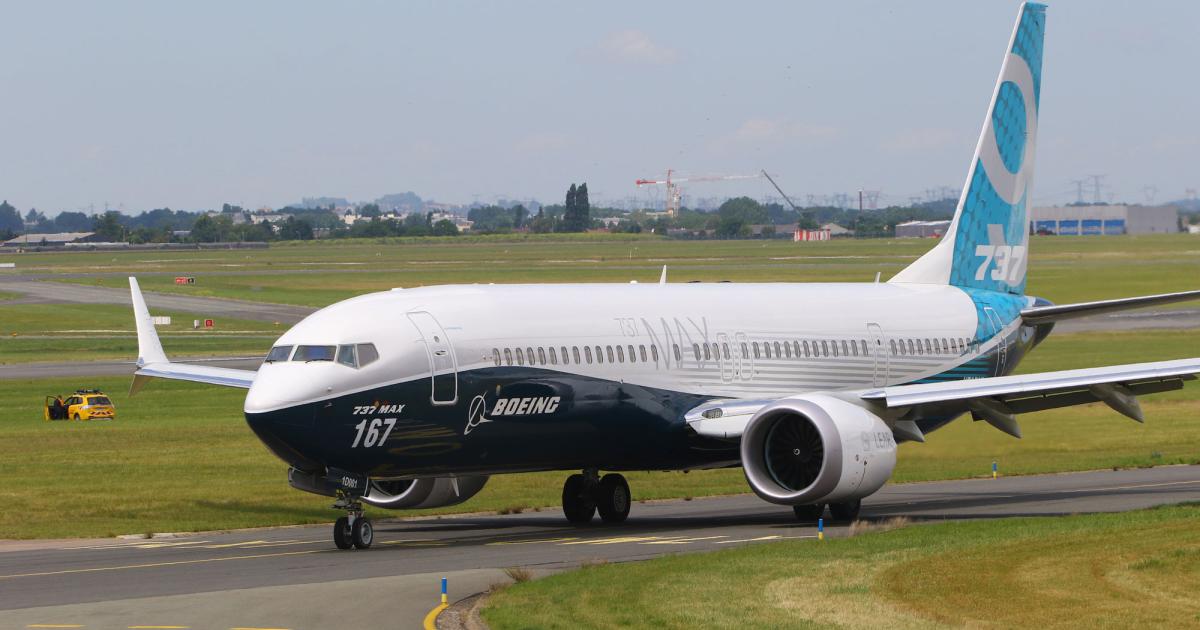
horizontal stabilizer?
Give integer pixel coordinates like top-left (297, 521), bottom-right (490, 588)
top-left (1021, 289), bottom-right (1200, 324)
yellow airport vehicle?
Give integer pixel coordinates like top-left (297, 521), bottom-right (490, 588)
top-left (44, 390), bottom-right (116, 421)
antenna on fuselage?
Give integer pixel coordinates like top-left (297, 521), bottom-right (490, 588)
top-left (660, 266), bottom-right (668, 284)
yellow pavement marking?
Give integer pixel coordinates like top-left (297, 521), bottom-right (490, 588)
top-left (560, 536), bottom-right (665, 546)
top-left (641, 535), bottom-right (728, 545)
top-left (27, 625), bottom-right (84, 628)
top-left (128, 626), bottom-right (190, 629)
top-left (423, 603), bottom-right (448, 630)
top-left (0, 549), bottom-right (325, 580)
top-left (230, 627), bottom-right (292, 630)
top-left (716, 535), bottom-right (785, 544)
top-left (487, 537), bottom-right (580, 546)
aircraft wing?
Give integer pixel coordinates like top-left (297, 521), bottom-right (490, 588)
top-left (129, 277), bottom-right (257, 393)
top-left (686, 358), bottom-right (1200, 441)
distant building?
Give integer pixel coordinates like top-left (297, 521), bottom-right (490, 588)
top-left (3, 232), bottom-right (96, 247)
top-left (1031, 205), bottom-right (1178, 235)
top-left (895, 220), bottom-right (951, 238)
top-left (821, 222), bottom-right (853, 236)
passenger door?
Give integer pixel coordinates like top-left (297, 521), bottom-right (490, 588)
top-left (406, 311), bottom-right (459, 406)
top-left (866, 323), bottom-right (888, 387)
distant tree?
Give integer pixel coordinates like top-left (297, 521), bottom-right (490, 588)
top-left (358, 204), bottom-right (381, 218)
top-left (189, 215), bottom-right (221, 242)
top-left (431, 219), bottom-right (458, 236)
top-left (512, 204), bottom-right (528, 229)
top-left (560, 184), bottom-right (578, 232)
top-left (716, 197), bottom-right (768, 238)
top-left (576, 183), bottom-right (590, 228)
top-left (278, 216), bottom-right (314, 241)
top-left (92, 211), bottom-right (126, 241)
top-left (0, 200), bottom-right (23, 235)
top-left (53, 211), bottom-right (93, 232)
top-left (221, 203), bottom-right (245, 214)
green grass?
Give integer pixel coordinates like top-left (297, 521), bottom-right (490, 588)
top-left (482, 503), bottom-right (1200, 629)
top-left (30, 234), bottom-right (1200, 307)
top-left (0, 303), bottom-right (283, 363)
top-left (0, 328), bottom-right (1196, 540)
top-left (0, 290), bottom-right (20, 301)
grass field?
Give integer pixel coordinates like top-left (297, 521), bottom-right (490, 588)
top-left (0, 303), bottom-right (281, 363)
top-left (7, 233), bottom-right (1197, 308)
top-left (482, 503), bottom-right (1200, 629)
top-left (0, 327), bottom-right (1195, 539)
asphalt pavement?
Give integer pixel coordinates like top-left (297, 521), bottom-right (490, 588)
top-left (0, 465), bottom-right (1197, 630)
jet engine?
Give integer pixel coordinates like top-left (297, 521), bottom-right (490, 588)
top-left (288, 468), bottom-right (488, 509)
top-left (739, 394), bottom-right (896, 506)
top-left (362, 476), bottom-right (489, 510)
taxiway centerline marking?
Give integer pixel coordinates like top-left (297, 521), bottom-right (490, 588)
top-left (0, 549), bottom-right (325, 580)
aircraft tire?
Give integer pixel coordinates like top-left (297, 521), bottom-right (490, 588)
top-left (333, 516), bottom-right (353, 550)
top-left (596, 474), bottom-right (631, 524)
top-left (793, 503), bottom-right (825, 523)
top-left (352, 518), bottom-right (374, 549)
top-left (562, 474), bottom-right (596, 524)
top-left (829, 499), bottom-right (862, 523)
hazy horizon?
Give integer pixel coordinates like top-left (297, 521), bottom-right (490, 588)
top-left (3, 1), bottom-right (1197, 215)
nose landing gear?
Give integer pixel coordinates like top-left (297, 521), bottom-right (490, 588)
top-left (562, 470), bottom-right (631, 525)
top-left (332, 492), bottom-right (373, 550)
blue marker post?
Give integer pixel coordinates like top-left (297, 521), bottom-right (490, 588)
top-left (817, 517), bottom-right (824, 541)
top-left (992, 460), bottom-right (998, 480)
top-left (441, 577), bottom-right (448, 605)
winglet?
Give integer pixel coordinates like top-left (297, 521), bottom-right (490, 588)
top-left (130, 277), bottom-right (168, 367)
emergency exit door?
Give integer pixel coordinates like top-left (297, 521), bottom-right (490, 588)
top-left (406, 311), bottom-right (459, 405)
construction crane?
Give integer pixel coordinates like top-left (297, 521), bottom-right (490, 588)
top-left (636, 170), bottom-right (762, 217)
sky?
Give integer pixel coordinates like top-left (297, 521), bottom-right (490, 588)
top-left (2, 1), bottom-right (1198, 214)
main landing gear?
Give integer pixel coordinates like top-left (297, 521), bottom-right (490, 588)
top-left (792, 498), bottom-right (862, 524)
top-left (332, 492), bottom-right (374, 550)
top-left (562, 470), bottom-right (631, 525)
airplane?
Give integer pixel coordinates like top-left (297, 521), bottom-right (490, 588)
top-left (127, 2), bottom-right (1200, 550)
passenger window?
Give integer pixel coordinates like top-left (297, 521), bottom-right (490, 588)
top-left (294, 345), bottom-right (336, 362)
top-left (841, 340), bottom-right (849, 356)
top-left (651, 345), bottom-right (659, 362)
top-left (889, 339), bottom-right (897, 356)
top-left (832, 341), bottom-right (839, 358)
top-left (787, 341), bottom-right (796, 358)
top-left (596, 346), bottom-right (606, 364)
top-left (537, 347), bottom-right (546, 364)
top-left (752, 342), bottom-right (760, 359)
top-left (573, 346), bottom-right (581, 364)
top-left (515, 348), bottom-right (525, 365)
top-left (549, 347), bottom-right (558, 365)
top-left (924, 339), bottom-right (932, 354)
top-left (932, 339), bottom-right (941, 354)
top-left (741, 342), bottom-right (749, 358)
top-left (492, 348), bottom-right (501, 367)
top-left (606, 346), bottom-right (615, 363)
top-left (673, 344), bottom-right (681, 361)
top-left (265, 345), bottom-right (293, 363)
top-left (526, 347), bottom-right (535, 364)
top-left (616, 345), bottom-right (625, 362)
top-left (336, 344), bottom-right (357, 368)
top-left (693, 343), bottom-right (702, 361)
top-left (585, 346), bottom-right (593, 364)
top-left (712, 343), bottom-right (720, 360)
top-left (821, 340), bottom-right (829, 357)
top-left (628, 345), bottom-right (636, 362)
top-left (504, 348), bottom-right (513, 365)
top-left (773, 342), bottom-right (781, 358)
top-left (906, 339), bottom-right (915, 355)
top-left (702, 344), bottom-right (711, 361)
top-left (802, 341), bottom-right (810, 357)
top-left (560, 346), bottom-right (569, 365)
top-left (850, 342), bottom-right (858, 357)
top-left (640, 345), bottom-right (648, 362)
top-left (860, 340), bottom-right (868, 356)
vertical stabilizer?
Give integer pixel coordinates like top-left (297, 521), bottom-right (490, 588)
top-left (890, 3), bottom-right (1045, 295)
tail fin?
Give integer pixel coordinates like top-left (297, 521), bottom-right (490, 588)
top-left (891, 2), bottom-right (1046, 295)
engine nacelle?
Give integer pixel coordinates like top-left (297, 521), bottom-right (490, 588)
top-left (740, 393), bottom-right (897, 506)
top-left (361, 476), bottom-right (489, 510)
top-left (288, 468), bottom-right (488, 509)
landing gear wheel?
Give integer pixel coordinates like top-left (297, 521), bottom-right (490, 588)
top-left (793, 503), bottom-right (825, 523)
top-left (562, 473), bottom-right (597, 524)
top-left (333, 516), bottom-right (353, 550)
top-left (352, 518), bottom-right (374, 549)
top-left (829, 499), bottom-right (862, 523)
top-left (596, 474), bottom-right (631, 524)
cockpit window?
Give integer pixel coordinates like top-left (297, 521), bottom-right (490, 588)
top-left (294, 345), bottom-right (336, 362)
top-left (265, 345), bottom-right (293, 363)
top-left (336, 344), bottom-right (357, 368)
top-left (357, 343), bottom-right (379, 367)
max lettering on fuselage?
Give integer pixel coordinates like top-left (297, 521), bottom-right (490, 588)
top-left (492, 396), bottom-right (561, 416)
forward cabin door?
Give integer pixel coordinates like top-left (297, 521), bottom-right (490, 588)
top-left (866, 323), bottom-right (888, 387)
top-left (406, 311), bottom-right (459, 405)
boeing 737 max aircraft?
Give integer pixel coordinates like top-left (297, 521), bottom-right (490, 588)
top-left (128, 3), bottom-right (1200, 549)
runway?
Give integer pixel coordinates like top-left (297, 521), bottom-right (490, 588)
top-left (1, 465), bottom-right (1197, 630)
